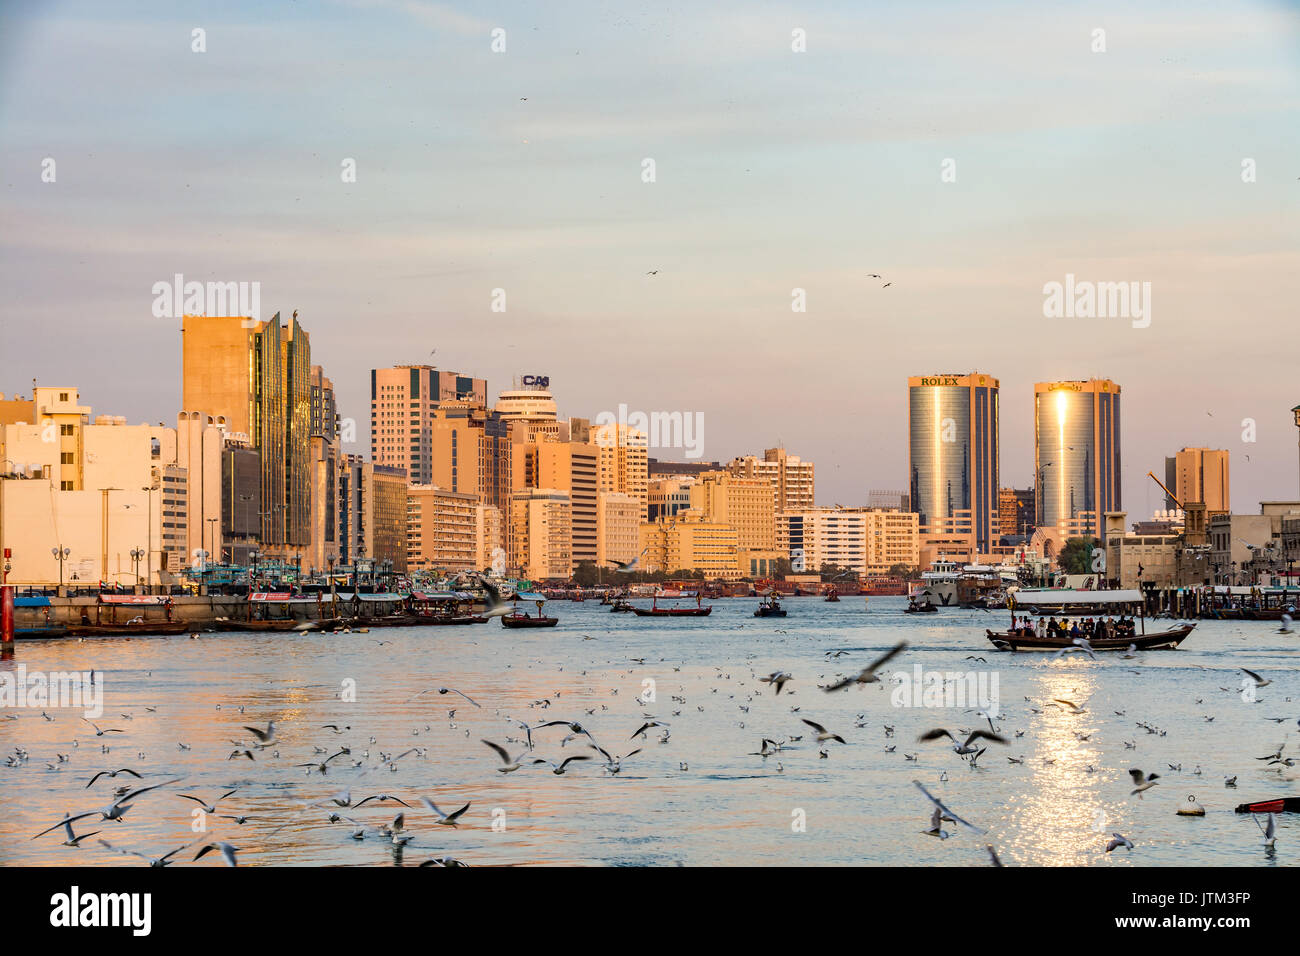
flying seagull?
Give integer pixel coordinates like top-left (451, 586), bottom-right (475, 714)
top-left (823, 641), bottom-right (907, 692)
top-left (759, 671), bottom-right (793, 695)
top-left (913, 780), bottom-right (983, 833)
top-left (801, 718), bottom-right (845, 745)
top-left (1129, 768), bottom-right (1160, 797)
top-left (1105, 833), bottom-right (1135, 852)
top-left (918, 728), bottom-right (1009, 756)
top-left (419, 798), bottom-right (471, 826)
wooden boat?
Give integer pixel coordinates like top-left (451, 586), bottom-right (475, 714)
top-left (825, 589), bottom-right (840, 603)
top-left (632, 592), bottom-right (712, 617)
top-left (66, 620), bottom-right (191, 637)
top-left (14, 625), bottom-right (68, 638)
top-left (986, 588), bottom-right (1195, 652)
top-left (500, 593), bottom-right (558, 628)
top-left (1235, 797), bottom-right (1300, 814)
top-left (609, 598), bottom-right (635, 613)
top-left (904, 601), bottom-right (937, 614)
top-left (754, 594), bottom-right (787, 618)
top-left (222, 619), bottom-right (304, 632)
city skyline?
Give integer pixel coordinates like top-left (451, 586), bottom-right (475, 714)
top-left (2, 0), bottom-right (1298, 513)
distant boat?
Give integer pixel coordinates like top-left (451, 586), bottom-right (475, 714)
top-left (633, 592), bottom-right (712, 617)
top-left (754, 594), bottom-right (787, 618)
top-left (501, 593), bottom-right (559, 628)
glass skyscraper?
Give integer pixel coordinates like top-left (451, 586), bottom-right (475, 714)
top-left (908, 373), bottom-right (1000, 552)
top-left (1033, 379), bottom-right (1121, 540)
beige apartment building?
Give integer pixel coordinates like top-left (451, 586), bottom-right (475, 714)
top-left (407, 484), bottom-right (479, 573)
top-left (593, 421), bottom-right (649, 518)
top-left (509, 488), bottom-right (572, 581)
top-left (476, 503), bottom-right (504, 572)
top-left (688, 471), bottom-right (776, 552)
top-left (727, 447), bottom-right (814, 512)
top-left (597, 492), bottom-right (641, 567)
top-left (370, 365), bottom-right (487, 485)
top-left (777, 507), bottom-right (920, 576)
top-left (0, 387), bottom-right (178, 586)
top-left (639, 514), bottom-right (742, 580)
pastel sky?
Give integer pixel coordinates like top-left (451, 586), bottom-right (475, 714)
top-left (2, 0), bottom-right (1298, 515)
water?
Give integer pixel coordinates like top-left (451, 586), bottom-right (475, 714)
top-left (1, 596), bottom-right (1296, 866)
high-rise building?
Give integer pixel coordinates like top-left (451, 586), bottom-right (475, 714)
top-left (513, 440), bottom-right (599, 567)
top-left (726, 447), bottom-right (815, 512)
top-left (998, 487), bottom-right (1036, 538)
top-left (337, 455), bottom-right (408, 572)
top-left (370, 365), bottom-right (488, 484)
top-left (593, 421), bottom-right (649, 518)
top-left (494, 378), bottom-right (560, 443)
top-left (509, 488), bottom-right (572, 581)
top-left (407, 484), bottom-right (479, 572)
top-left (1164, 447), bottom-right (1230, 514)
top-left (908, 373), bottom-right (1000, 552)
top-left (181, 311), bottom-right (313, 558)
top-left (1034, 379), bottom-right (1121, 540)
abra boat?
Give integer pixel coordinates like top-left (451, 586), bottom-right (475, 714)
top-left (824, 589), bottom-right (840, 603)
top-left (754, 593), bottom-right (787, 618)
top-left (609, 598), bottom-right (635, 613)
top-left (501, 592), bottom-right (558, 628)
top-left (986, 589), bottom-right (1195, 651)
top-left (632, 591), bottom-right (712, 617)
top-left (904, 600), bottom-right (937, 614)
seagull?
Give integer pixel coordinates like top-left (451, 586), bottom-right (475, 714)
top-left (534, 754), bottom-right (593, 775)
top-left (759, 671), bottom-right (793, 695)
top-left (242, 721), bottom-right (276, 747)
top-left (801, 718), bottom-right (845, 746)
top-left (823, 641), bottom-right (907, 691)
top-left (176, 789), bottom-right (238, 814)
top-left (591, 744), bottom-right (640, 774)
top-left (1242, 667), bottom-right (1271, 688)
top-left (98, 839), bottom-right (190, 867)
top-left (32, 780), bottom-right (179, 836)
top-left (630, 720), bottom-right (670, 740)
top-left (411, 686), bottom-right (481, 708)
top-left (1052, 637), bottom-right (1098, 661)
top-left (1129, 768), bottom-right (1160, 797)
top-left (1255, 812), bottom-right (1278, 847)
top-left (82, 719), bottom-right (125, 737)
top-left (193, 841), bottom-right (240, 866)
top-left (84, 768), bottom-right (143, 789)
top-left (57, 816), bottom-right (101, 847)
top-left (1105, 833), bottom-right (1135, 852)
top-left (986, 845), bottom-right (1003, 867)
top-left (352, 793), bottom-right (412, 809)
top-left (923, 806), bottom-right (950, 839)
top-left (481, 740), bottom-right (529, 772)
top-left (608, 549), bottom-right (647, 572)
top-left (913, 780), bottom-right (983, 833)
top-left (419, 798), bottom-right (471, 826)
top-left (918, 728), bottom-right (1009, 756)
top-left (1050, 698), bottom-right (1087, 714)
top-left (1278, 614), bottom-right (1294, 635)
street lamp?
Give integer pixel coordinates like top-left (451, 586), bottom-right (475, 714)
top-left (130, 547), bottom-right (144, 586)
top-left (51, 547), bottom-right (70, 591)
top-left (1292, 405), bottom-right (1300, 498)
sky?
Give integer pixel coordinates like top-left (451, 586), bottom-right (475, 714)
top-left (1, 0), bottom-right (1298, 516)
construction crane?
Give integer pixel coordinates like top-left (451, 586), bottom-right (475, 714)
top-left (1146, 471), bottom-right (1184, 510)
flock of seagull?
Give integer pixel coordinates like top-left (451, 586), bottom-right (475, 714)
top-left (3, 613), bottom-right (1297, 867)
